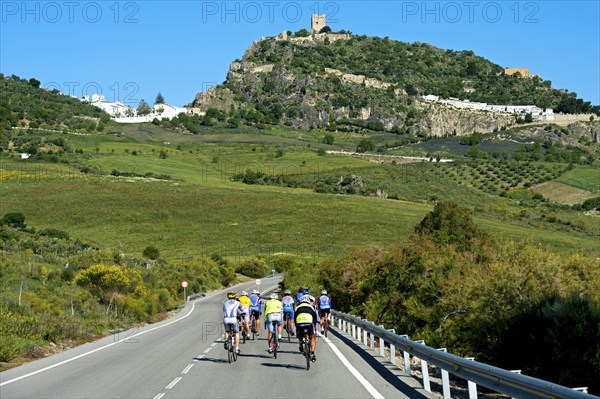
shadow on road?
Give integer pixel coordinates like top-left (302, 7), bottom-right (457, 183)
top-left (260, 362), bottom-right (307, 370)
top-left (329, 329), bottom-right (431, 399)
top-left (192, 357), bottom-right (229, 363)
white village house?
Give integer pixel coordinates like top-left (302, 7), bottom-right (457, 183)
top-left (83, 94), bottom-right (136, 118)
top-left (421, 95), bottom-right (555, 121)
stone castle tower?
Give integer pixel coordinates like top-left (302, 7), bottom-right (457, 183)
top-left (311, 14), bottom-right (326, 33)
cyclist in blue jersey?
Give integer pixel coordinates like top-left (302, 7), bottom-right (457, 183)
top-left (295, 287), bottom-right (304, 304)
top-left (223, 291), bottom-right (242, 354)
top-left (317, 290), bottom-right (332, 334)
top-left (249, 289), bottom-right (262, 336)
top-left (281, 290), bottom-right (296, 336)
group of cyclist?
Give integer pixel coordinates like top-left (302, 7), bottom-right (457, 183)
top-left (222, 286), bottom-right (332, 363)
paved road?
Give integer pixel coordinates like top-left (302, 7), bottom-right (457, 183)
top-left (0, 278), bottom-right (430, 399)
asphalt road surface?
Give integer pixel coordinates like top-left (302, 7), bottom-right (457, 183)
top-left (0, 278), bottom-right (431, 399)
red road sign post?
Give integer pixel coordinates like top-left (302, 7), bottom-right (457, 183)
top-left (182, 281), bottom-right (188, 302)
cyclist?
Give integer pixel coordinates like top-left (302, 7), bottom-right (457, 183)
top-left (302, 287), bottom-right (317, 308)
top-left (318, 289), bottom-right (332, 334)
top-left (249, 289), bottom-right (262, 336)
top-left (223, 291), bottom-right (241, 354)
top-left (238, 290), bottom-right (252, 337)
top-left (264, 293), bottom-right (283, 353)
top-left (295, 287), bottom-right (304, 304)
top-left (281, 290), bottom-right (296, 336)
top-left (295, 295), bottom-right (317, 362)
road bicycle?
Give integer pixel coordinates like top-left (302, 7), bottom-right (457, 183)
top-left (250, 312), bottom-right (258, 341)
top-left (283, 312), bottom-right (293, 342)
top-left (225, 324), bottom-right (238, 363)
top-left (321, 314), bottom-right (329, 338)
top-left (269, 321), bottom-right (279, 359)
top-left (298, 325), bottom-right (312, 370)
top-left (239, 314), bottom-right (248, 344)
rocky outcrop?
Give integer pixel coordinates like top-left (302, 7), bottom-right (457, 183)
top-left (416, 102), bottom-right (514, 137)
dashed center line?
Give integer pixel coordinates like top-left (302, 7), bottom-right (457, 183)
top-left (165, 377), bottom-right (182, 390)
top-left (153, 393), bottom-right (165, 399)
top-left (182, 364), bottom-right (194, 374)
top-left (203, 347), bottom-right (212, 354)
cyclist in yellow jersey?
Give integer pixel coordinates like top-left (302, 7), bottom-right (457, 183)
top-left (238, 291), bottom-right (252, 336)
top-left (264, 293), bottom-right (283, 353)
top-left (295, 296), bottom-right (317, 362)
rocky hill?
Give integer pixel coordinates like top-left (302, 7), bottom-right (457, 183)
top-left (193, 31), bottom-right (598, 136)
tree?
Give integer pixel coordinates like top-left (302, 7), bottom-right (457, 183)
top-left (155, 92), bottom-right (165, 104)
top-left (143, 245), bottom-right (160, 259)
top-left (28, 78), bottom-right (41, 88)
top-left (137, 99), bottom-right (152, 116)
top-left (415, 200), bottom-right (489, 249)
top-left (356, 138), bottom-right (375, 153)
top-left (322, 133), bottom-right (335, 145)
top-left (1, 212), bottom-right (26, 229)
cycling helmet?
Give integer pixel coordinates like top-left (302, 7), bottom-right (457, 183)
top-left (241, 291), bottom-right (248, 296)
top-left (303, 288), bottom-right (310, 294)
top-left (269, 293), bottom-right (278, 300)
top-left (283, 290), bottom-right (291, 295)
top-left (252, 289), bottom-right (259, 295)
top-left (298, 287), bottom-right (304, 292)
top-left (227, 291), bottom-right (236, 299)
top-left (299, 296), bottom-right (312, 304)
top-left (321, 290), bottom-right (327, 295)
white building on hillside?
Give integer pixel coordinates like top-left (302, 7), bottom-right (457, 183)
top-left (85, 94), bottom-right (136, 117)
top-left (422, 95), bottom-right (554, 121)
top-left (153, 103), bottom-right (187, 119)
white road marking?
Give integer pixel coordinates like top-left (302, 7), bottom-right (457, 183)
top-left (0, 301), bottom-right (197, 387)
top-left (165, 377), bottom-right (182, 390)
top-left (210, 342), bottom-right (217, 347)
top-left (203, 347), bottom-right (212, 354)
top-left (0, 281), bottom-right (279, 387)
top-left (153, 393), bottom-right (165, 399)
top-left (322, 334), bottom-right (385, 399)
top-left (182, 364), bottom-right (194, 374)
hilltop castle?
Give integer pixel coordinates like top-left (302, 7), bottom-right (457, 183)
top-left (311, 14), bottom-right (326, 33)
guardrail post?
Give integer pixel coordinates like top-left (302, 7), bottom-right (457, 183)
top-left (363, 321), bottom-right (368, 346)
top-left (379, 325), bottom-right (385, 357)
top-left (338, 317), bottom-right (342, 330)
top-left (416, 340), bottom-right (431, 392)
top-left (438, 348), bottom-right (451, 399)
top-left (466, 357), bottom-right (478, 399)
top-left (342, 319), bottom-right (346, 333)
top-left (400, 335), bottom-right (411, 376)
top-left (352, 323), bottom-right (356, 339)
top-left (370, 331), bottom-right (375, 350)
top-left (388, 329), bottom-right (396, 365)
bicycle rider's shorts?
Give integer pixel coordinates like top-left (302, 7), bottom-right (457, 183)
top-left (296, 323), bottom-right (314, 336)
top-left (249, 306), bottom-right (261, 318)
top-left (283, 308), bottom-right (295, 319)
top-left (240, 306), bottom-right (250, 322)
top-left (267, 312), bottom-right (283, 325)
top-left (319, 309), bottom-right (331, 317)
top-left (223, 317), bottom-right (239, 333)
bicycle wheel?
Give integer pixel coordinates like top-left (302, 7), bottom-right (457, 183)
top-left (324, 318), bottom-right (328, 338)
top-left (304, 337), bottom-right (311, 370)
top-left (251, 316), bottom-right (256, 341)
top-left (286, 319), bottom-right (291, 342)
top-left (272, 323), bottom-right (278, 359)
top-left (227, 335), bottom-right (233, 364)
top-left (232, 334), bottom-right (238, 362)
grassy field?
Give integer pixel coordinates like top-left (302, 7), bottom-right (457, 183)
top-left (533, 181), bottom-right (597, 205)
top-left (556, 166), bottom-right (600, 193)
top-left (2, 124), bottom-right (599, 261)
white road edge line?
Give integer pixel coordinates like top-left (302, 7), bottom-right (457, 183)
top-left (153, 393), bottom-right (165, 399)
top-left (182, 364), bottom-right (194, 374)
top-left (165, 377), bottom-right (182, 390)
top-left (0, 280), bottom-right (276, 387)
top-left (0, 301), bottom-right (197, 387)
top-left (322, 334), bottom-right (385, 399)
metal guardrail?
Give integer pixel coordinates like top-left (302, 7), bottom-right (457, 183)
top-left (186, 292), bottom-right (205, 301)
top-left (331, 310), bottom-right (597, 399)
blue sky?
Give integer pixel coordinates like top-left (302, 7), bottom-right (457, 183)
top-left (1, 1), bottom-right (598, 107)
